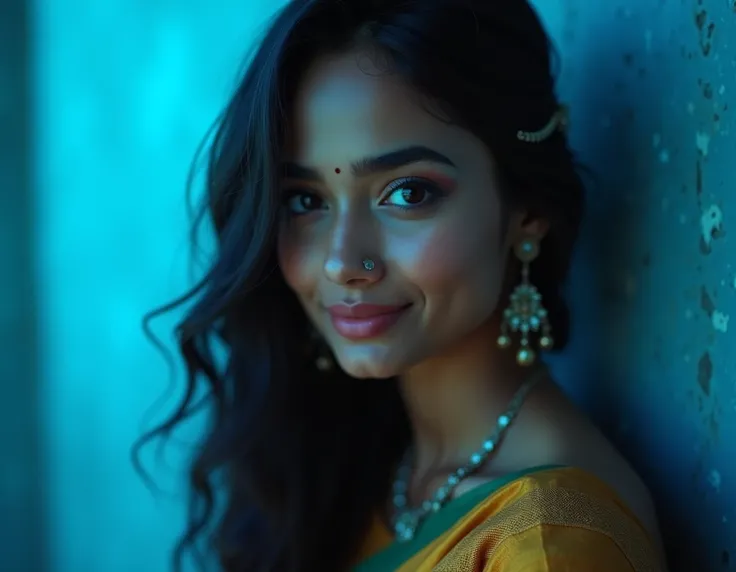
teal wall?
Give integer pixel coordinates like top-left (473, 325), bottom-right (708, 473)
top-left (0, 1), bottom-right (44, 570)
top-left (1, 0), bottom-right (733, 570)
top-left (540, 1), bottom-right (736, 569)
top-left (32, 2), bottom-right (283, 571)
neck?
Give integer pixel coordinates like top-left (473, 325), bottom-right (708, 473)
top-left (398, 318), bottom-right (544, 476)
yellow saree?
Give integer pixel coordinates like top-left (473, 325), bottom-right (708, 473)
top-left (353, 466), bottom-right (663, 571)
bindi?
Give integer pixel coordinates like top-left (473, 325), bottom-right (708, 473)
top-left (334, 167), bottom-right (341, 174)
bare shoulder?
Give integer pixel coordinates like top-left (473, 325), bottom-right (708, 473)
top-left (453, 379), bottom-right (666, 563)
top-left (520, 382), bottom-right (666, 556)
top-left (571, 433), bottom-right (667, 563)
top-left (577, 439), bottom-right (665, 550)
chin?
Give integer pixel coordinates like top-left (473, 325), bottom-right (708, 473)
top-left (333, 348), bottom-right (404, 380)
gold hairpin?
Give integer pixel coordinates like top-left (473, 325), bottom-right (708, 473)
top-left (516, 104), bottom-right (569, 143)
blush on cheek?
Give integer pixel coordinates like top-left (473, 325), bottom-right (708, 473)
top-left (399, 224), bottom-right (507, 335)
top-left (403, 228), bottom-right (471, 285)
top-left (397, 221), bottom-right (507, 318)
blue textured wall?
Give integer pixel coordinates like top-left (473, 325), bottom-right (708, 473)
top-left (538, 1), bottom-right (736, 569)
top-left (2, 0), bottom-right (731, 571)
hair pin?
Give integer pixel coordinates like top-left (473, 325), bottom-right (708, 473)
top-left (516, 104), bottom-right (569, 143)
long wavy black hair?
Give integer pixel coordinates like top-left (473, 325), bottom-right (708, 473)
top-left (135, 1), bottom-right (586, 571)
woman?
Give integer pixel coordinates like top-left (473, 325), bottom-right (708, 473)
top-left (141, 0), bottom-right (666, 570)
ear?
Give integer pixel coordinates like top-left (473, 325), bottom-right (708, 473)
top-left (506, 211), bottom-right (550, 246)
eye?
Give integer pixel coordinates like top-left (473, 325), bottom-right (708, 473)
top-left (380, 178), bottom-right (442, 210)
top-left (283, 191), bottom-right (325, 215)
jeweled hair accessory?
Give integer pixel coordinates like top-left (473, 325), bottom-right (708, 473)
top-left (516, 104), bottom-right (569, 143)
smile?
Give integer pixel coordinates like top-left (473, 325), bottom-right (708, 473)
top-left (326, 303), bottom-right (411, 340)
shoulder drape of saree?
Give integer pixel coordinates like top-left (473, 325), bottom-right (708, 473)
top-left (354, 466), bottom-right (663, 572)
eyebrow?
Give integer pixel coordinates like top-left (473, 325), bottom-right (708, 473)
top-left (282, 145), bottom-right (456, 182)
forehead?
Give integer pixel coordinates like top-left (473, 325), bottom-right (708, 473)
top-left (287, 52), bottom-right (480, 167)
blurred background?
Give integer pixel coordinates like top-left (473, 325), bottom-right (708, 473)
top-left (1, 0), bottom-right (735, 570)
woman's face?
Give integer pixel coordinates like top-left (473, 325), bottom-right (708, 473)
top-left (277, 52), bottom-right (541, 379)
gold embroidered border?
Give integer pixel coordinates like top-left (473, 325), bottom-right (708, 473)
top-left (434, 486), bottom-right (660, 572)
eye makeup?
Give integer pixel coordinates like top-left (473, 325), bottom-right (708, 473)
top-left (409, 171), bottom-right (458, 192)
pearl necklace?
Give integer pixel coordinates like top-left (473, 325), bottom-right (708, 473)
top-left (390, 373), bottom-right (543, 542)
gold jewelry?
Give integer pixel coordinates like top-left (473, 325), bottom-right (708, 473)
top-left (307, 328), bottom-right (334, 372)
top-left (315, 351), bottom-right (334, 372)
top-left (497, 239), bottom-right (553, 366)
top-left (516, 104), bottom-right (569, 143)
top-left (391, 371), bottom-right (543, 542)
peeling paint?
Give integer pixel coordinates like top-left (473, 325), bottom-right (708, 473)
top-left (713, 310), bottom-right (730, 332)
top-left (701, 80), bottom-right (713, 99)
top-left (701, 286), bottom-right (715, 317)
top-left (696, 131), bottom-right (711, 157)
top-left (695, 10), bottom-right (716, 57)
top-left (700, 204), bottom-right (723, 247)
top-left (698, 352), bottom-right (713, 395)
top-left (695, 10), bottom-right (707, 32)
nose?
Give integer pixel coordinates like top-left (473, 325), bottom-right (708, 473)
top-left (323, 215), bottom-right (383, 287)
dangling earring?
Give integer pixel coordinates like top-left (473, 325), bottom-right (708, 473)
top-left (308, 328), bottom-right (334, 372)
top-left (497, 238), bottom-right (554, 366)
top-left (315, 348), bottom-right (334, 372)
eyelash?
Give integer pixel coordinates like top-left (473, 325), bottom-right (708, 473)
top-left (282, 177), bottom-right (446, 217)
top-left (381, 177), bottom-right (446, 210)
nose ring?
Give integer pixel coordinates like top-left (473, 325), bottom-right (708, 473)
top-left (362, 258), bottom-right (375, 271)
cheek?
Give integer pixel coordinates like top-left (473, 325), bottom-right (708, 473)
top-left (278, 229), bottom-right (316, 295)
top-left (396, 223), bottom-right (505, 292)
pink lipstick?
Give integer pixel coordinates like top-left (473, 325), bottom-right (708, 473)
top-left (326, 303), bottom-right (410, 340)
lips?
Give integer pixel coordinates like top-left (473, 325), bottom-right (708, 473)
top-left (326, 303), bottom-right (411, 340)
